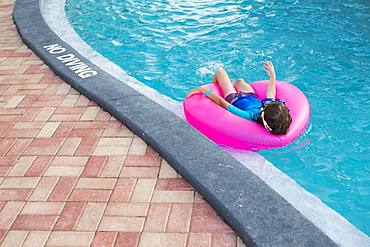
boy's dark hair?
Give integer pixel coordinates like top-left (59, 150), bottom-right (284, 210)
top-left (257, 102), bottom-right (292, 135)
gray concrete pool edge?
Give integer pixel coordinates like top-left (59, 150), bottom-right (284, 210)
top-left (40, 1), bottom-right (370, 245)
top-left (12, 0), bottom-right (368, 246)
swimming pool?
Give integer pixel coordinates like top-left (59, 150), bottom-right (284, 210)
top-left (64, 0), bottom-right (370, 236)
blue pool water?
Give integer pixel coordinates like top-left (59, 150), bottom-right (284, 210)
top-left (65, 0), bottom-right (370, 235)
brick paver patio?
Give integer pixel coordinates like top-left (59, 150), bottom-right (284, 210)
top-left (0, 1), bottom-right (246, 246)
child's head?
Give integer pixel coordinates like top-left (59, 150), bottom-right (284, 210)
top-left (258, 102), bottom-right (292, 135)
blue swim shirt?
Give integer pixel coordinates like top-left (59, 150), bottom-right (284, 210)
top-left (227, 97), bottom-right (285, 121)
top-left (227, 104), bottom-right (258, 121)
top-left (227, 94), bottom-right (262, 121)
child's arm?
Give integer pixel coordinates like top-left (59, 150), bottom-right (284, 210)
top-left (187, 87), bottom-right (254, 120)
top-left (264, 61), bottom-right (276, 99)
top-left (205, 90), bottom-right (230, 109)
top-left (206, 90), bottom-right (254, 120)
top-left (187, 86), bottom-right (230, 109)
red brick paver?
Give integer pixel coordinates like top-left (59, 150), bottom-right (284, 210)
top-left (0, 1), bottom-right (247, 246)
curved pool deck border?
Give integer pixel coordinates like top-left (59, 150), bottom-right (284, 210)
top-left (12, 0), bottom-right (369, 246)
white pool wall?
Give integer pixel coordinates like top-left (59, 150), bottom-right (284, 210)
top-left (40, 1), bottom-right (370, 246)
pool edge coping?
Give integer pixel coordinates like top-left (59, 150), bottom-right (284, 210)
top-left (12, 0), bottom-right (370, 246)
top-left (42, 1), bottom-right (370, 244)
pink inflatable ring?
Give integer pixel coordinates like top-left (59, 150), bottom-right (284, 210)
top-left (183, 80), bottom-right (310, 150)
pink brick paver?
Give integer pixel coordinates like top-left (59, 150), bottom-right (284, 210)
top-left (0, 1), bottom-right (247, 246)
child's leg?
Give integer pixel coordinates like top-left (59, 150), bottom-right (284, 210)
top-left (212, 70), bottom-right (236, 98)
top-left (234, 78), bottom-right (255, 93)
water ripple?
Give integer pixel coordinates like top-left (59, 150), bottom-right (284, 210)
top-left (66, 0), bottom-right (370, 235)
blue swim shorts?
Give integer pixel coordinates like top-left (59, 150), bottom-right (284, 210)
top-left (225, 92), bottom-right (262, 111)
